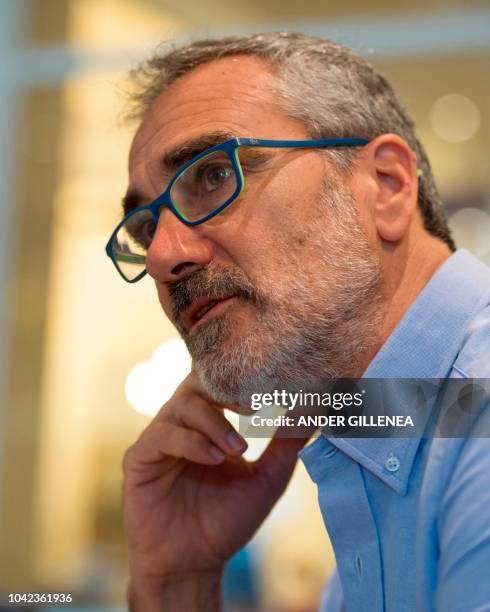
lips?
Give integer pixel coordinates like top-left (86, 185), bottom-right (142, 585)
top-left (180, 295), bottom-right (235, 333)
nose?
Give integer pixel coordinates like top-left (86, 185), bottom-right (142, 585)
top-left (146, 206), bottom-right (213, 283)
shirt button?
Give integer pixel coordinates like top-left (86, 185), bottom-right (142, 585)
top-left (385, 455), bottom-right (400, 472)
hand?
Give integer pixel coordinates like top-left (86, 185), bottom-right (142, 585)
top-left (122, 370), bottom-right (308, 610)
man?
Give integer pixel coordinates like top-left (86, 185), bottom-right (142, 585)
top-left (107, 33), bottom-right (490, 610)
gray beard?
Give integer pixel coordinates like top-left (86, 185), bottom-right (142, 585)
top-left (170, 180), bottom-right (385, 404)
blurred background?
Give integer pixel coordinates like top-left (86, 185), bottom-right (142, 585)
top-left (0, 0), bottom-right (489, 610)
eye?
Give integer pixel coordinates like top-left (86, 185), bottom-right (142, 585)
top-left (126, 212), bottom-right (156, 249)
top-left (139, 218), bottom-right (156, 247)
top-left (197, 163), bottom-right (233, 192)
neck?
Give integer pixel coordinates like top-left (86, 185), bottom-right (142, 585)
top-left (356, 233), bottom-right (452, 377)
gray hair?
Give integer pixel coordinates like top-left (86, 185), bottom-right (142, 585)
top-left (126, 32), bottom-right (455, 250)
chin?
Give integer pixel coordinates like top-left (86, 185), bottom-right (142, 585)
top-left (192, 334), bottom-right (273, 408)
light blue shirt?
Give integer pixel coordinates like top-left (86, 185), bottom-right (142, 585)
top-left (299, 250), bottom-right (490, 612)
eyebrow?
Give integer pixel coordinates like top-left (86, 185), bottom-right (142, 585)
top-left (122, 189), bottom-right (147, 216)
top-left (162, 130), bottom-right (235, 171)
top-left (121, 130), bottom-right (235, 216)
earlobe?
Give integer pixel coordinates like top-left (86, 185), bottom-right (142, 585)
top-left (369, 135), bottom-right (418, 244)
top-left (376, 210), bottom-right (410, 243)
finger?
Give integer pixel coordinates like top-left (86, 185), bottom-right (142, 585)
top-left (124, 420), bottom-right (227, 470)
top-left (180, 369), bottom-right (241, 412)
top-left (166, 399), bottom-right (248, 457)
top-left (178, 370), bottom-right (217, 401)
top-left (253, 436), bottom-right (310, 498)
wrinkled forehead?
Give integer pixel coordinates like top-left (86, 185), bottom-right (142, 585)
top-left (128, 55), bottom-right (307, 172)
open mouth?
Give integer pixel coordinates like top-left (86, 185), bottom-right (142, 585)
top-left (195, 300), bottom-right (219, 319)
top-left (181, 295), bottom-right (236, 333)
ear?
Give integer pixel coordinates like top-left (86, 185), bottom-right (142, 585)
top-left (366, 134), bottom-right (418, 243)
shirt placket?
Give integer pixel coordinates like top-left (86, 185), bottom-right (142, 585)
top-left (300, 436), bottom-right (385, 612)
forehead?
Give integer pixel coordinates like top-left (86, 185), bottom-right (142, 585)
top-left (129, 55), bottom-right (308, 169)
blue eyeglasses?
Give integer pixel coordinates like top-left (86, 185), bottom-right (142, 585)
top-left (105, 136), bottom-right (370, 283)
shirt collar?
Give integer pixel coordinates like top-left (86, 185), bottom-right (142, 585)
top-left (322, 249), bottom-right (490, 494)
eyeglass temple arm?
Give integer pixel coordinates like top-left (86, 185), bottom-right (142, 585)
top-left (235, 137), bottom-right (370, 148)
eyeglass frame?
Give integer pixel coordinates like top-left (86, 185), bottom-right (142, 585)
top-left (105, 136), bottom-right (370, 283)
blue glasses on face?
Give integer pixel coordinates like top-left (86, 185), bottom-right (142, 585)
top-left (105, 136), bottom-right (370, 283)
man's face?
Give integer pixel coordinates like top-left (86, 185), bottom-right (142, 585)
top-left (127, 56), bottom-right (384, 402)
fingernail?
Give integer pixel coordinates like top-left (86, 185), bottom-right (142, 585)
top-left (209, 445), bottom-right (226, 462)
top-left (226, 431), bottom-right (248, 454)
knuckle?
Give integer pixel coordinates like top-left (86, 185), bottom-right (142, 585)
top-left (160, 394), bottom-right (189, 419)
top-left (121, 445), bottom-right (135, 473)
top-left (152, 398), bottom-right (173, 420)
top-left (152, 419), bottom-right (169, 434)
top-left (189, 430), bottom-right (210, 454)
top-left (164, 395), bottom-right (207, 427)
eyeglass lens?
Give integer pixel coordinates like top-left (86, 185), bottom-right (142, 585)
top-left (111, 149), bottom-right (238, 281)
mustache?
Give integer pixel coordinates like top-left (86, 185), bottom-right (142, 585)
top-left (168, 265), bottom-right (264, 329)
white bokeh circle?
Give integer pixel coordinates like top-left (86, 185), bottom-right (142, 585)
top-left (430, 93), bottom-right (481, 143)
top-left (125, 338), bottom-right (191, 416)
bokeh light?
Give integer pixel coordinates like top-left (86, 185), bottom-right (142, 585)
top-left (125, 338), bottom-right (191, 416)
top-left (430, 93), bottom-right (481, 143)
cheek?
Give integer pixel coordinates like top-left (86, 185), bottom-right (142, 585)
top-left (262, 163), bottom-right (326, 231)
top-left (229, 205), bottom-right (324, 280)
top-left (243, 191), bottom-right (312, 245)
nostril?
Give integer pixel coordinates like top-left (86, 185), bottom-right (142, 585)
top-left (171, 261), bottom-right (201, 277)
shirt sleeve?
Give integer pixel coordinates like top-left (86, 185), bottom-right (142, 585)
top-left (436, 412), bottom-right (490, 611)
top-left (318, 568), bottom-right (345, 612)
